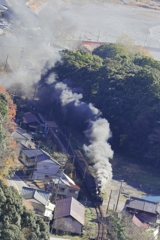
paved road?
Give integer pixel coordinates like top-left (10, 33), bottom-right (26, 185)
top-left (50, 238), bottom-right (70, 240)
top-left (7, 174), bottom-right (27, 193)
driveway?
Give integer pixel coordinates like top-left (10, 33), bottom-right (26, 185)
top-left (7, 174), bottom-right (27, 193)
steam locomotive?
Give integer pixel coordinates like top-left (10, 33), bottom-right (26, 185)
top-left (73, 150), bottom-right (103, 206)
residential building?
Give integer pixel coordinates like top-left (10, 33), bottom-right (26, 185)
top-left (19, 148), bottom-right (80, 198)
top-left (53, 197), bottom-right (85, 234)
top-left (125, 197), bottom-right (160, 239)
top-left (22, 112), bottom-right (41, 131)
top-left (21, 186), bottom-right (55, 221)
top-left (20, 149), bottom-right (50, 167)
top-left (50, 173), bottom-right (80, 200)
top-left (32, 159), bottom-right (59, 180)
top-left (11, 129), bottom-right (36, 156)
top-left (20, 148), bottom-right (52, 176)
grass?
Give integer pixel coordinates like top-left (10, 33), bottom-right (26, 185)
top-left (112, 154), bottom-right (160, 195)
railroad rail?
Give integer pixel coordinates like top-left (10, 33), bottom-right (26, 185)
top-left (95, 206), bottom-right (105, 240)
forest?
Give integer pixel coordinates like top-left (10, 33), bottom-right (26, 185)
top-left (39, 43), bottom-right (160, 167)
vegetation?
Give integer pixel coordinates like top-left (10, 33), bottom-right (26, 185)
top-left (0, 180), bottom-right (49, 240)
top-left (0, 85), bottom-right (20, 179)
top-left (105, 213), bottom-right (153, 240)
top-left (39, 43), bottom-right (160, 167)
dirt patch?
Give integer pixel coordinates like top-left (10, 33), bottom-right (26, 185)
top-left (102, 153), bottom-right (160, 212)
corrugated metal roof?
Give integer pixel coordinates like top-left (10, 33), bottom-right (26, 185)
top-left (54, 197), bottom-right (85, 225)
top-left (126, 197), bottom-right (159, 214)
top-left (142, 196), bottom-right (160, 202)
top-left (21, 187), bottom-right (51, 205)
top-left (22, 149), bottom-right (50, 162)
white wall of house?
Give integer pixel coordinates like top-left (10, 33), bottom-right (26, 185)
top-left (32, 160), bottom-right (59, 180)
top-left (27, 199), bottom-right (45, 215)
top-left (57, 184), bottom-right (79, 200)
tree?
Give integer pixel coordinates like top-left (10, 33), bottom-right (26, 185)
top-left (0, 85), bottom-right (19, 179)
top-left (38, 43), bottom-right (160, 166)
top-left (0, 180), bottom-right (50, 240)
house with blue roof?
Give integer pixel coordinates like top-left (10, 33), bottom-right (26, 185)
top-left (21, 186), bottom-right (55, 221)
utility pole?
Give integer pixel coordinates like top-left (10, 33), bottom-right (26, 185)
top-left (106, 190), bottom-right (112, 214)
top-left (4, 54), bottom-right (9, 71)
top-left (53, 167), bottom-right (64, 203)
top-left (97, 31), bottom-right (100, 42)
top-left (67, 133), bottom-right (71, 151)
top-left (18, 47), bottom-right (24, 70)
top-left (115, 180), bottom-right (124, 212)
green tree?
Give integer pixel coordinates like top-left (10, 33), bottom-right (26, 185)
top-left (39, 43), bottom-right (160, 166)
top-left (0, 180), bottom-right (49, 240)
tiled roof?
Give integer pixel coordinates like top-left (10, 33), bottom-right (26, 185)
top-left (126, 197), bottom-right (159, 214)
top-left (54, 197), bottom-right (85, 225)
top-left (21, 187), bottom-right (51, 205)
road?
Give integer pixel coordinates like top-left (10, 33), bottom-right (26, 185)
top-left (7, 174), bottom-right (27, 193)
top-left (50, 237), bottom-right (70, 240)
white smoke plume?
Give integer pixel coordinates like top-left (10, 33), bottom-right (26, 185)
top-left (83, 118), bottom-right (113, 189)
top-left (53, 79), bottom-right (113, 189)
top-left (0, 0), bottom-right (78, 90)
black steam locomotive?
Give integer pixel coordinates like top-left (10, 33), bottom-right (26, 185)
top-left (73, 150), bottom-right (103, 206)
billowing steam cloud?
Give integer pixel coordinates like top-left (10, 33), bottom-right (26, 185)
top-left (83, 119), bottom-right (113, 188)
top-left (0, 0), bottom-right (77, 91)
top-left (48, 74), bottom-right (113, 189)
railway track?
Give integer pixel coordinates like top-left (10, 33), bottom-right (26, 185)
top-left (95, 206), bottom-right (105, 240)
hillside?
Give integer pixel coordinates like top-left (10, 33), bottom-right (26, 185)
top-left (39, 43), bottom-right (160, 167)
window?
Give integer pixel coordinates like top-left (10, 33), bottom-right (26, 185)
top-left (69, 189), bottom-right (75, 193)
top-left (59, 187), bottom-right (65, 192)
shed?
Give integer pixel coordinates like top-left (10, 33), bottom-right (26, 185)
top-left (53, 197), bottom-right (85, 234)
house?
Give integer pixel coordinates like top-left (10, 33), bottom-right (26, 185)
top-left (125, 197), bottom-right (160, 239)
top-left (20, 149), bottom-right (50, 167)
top-left (11, 129), bottom-right (36, 156)
top-left (125, 197), bottom-right (159, 222)
top-left (50, 173), bottom-right (80, 200)
top-left (21, 186), bottom-right (55, 221)
top-left (32, 158), bottom-right (59, 180)
top-left (20, 148), bottom-right (61, 180)
top-left (22, 112), bottom-right (41, 131)
top-left (53, 197), bottom-right (85, 234)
